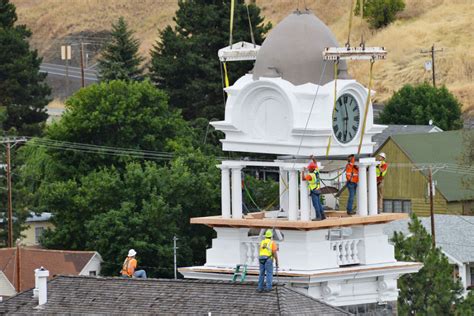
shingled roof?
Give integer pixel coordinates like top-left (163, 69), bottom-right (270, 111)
top-left (0, 275), bottom-right (350, 315)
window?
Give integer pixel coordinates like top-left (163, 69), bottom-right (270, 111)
top-left (89, 271), bottom-right (97, 276)
top-left (383, 199), bottom-right (411, 214)
top-left (35, 227), bottom-right (45, 244)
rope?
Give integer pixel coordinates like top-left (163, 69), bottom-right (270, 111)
top-left (345, 0), bottom-right (356, 47)
top-left (219, 62), bottom-right (227, 105)
top-left (357, 59), bottom-right (375, 154)
top-left (245, 4), bottom-right (256, 47)
top-left (326, 60), bottom-right (339, 157)
top-left (229, 0), bottom-right (235, 47)
top-left (223, 62), bottom-right (230, 88)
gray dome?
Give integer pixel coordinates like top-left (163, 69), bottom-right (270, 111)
top-left (253, 10), bottom-right (348, 85)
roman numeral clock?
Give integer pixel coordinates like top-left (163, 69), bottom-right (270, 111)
top-left (333, 93), bottom-right (360, 144)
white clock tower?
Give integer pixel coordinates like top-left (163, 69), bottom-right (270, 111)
top-left (181, 10), bottom-right (421, 314)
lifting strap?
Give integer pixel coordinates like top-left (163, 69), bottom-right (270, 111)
top-left (223, 62), bottom-right (230, 88)
top-left (246, 4), bottom-right (256, 46)
top-left (229, 0), bottom-right (235, 47)
top-left (357, 58), bottom-right (375, 154)
top-left (345, 0), bottom-right (356, 47)
top-left (326, 60), bottom-right (339, 157)
top-left (359, 0), bottom-right (365, 47)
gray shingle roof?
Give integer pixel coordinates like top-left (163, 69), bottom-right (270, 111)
top-left (0, 275), bottom-right (350, 315)
top-left (384, 215), bottom-right (474, 263)
top-left (373, 124), bottom-right (442, 151)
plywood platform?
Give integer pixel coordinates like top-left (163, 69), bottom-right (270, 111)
top-left (191, 213), bottom-right (408, 230)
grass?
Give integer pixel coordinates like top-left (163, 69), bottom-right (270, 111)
top-left (12, 0), bottom-right (474, 113)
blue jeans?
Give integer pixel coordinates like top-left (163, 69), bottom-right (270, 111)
top-left (257, 257), bottom-right (273, 290)
top-left (347, 182), bottom-right (357, 213)
top-left (310, 191), bottom-right (324, 219)
top-left (133, 270), bottom-right (147, 278)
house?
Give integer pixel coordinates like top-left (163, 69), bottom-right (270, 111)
top-left (384, 215), bottom-right (474, 296)
top-left (0, 247), bottom-right (101, 298)
top-left (372, 124), bottom-right (442, 151)
top-left (21, 212), bottom-right (53, 246)
top-left (375, 130), bottom-right (474, 215)
top-left (0, 275), bottom-right (350, 315)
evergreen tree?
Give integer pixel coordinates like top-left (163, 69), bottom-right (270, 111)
top-left (379, 83), bottom-right (463, 131)
top-left (149, 0), bottom-right (271, 120)
top-left (0, 0), bottom-right (50, 136)
top-left (97, 17), bottom-right (144, 81)
top-left (392, 214), bottom-right (464, 315)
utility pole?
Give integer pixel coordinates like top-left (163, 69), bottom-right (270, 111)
top-left (420, 44), bottom-right (443, 88)
top-left (1, 137), bottom-right (27, 248)
top-left (173, 236), bottom-right (179, 279)
top-left (80, 42), bottom-right (85, 88)
top-left (6, 142), bottom-right (13, 248)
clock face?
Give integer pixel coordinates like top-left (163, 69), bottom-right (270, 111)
top-left (332, 93), bottom-right (360, 144)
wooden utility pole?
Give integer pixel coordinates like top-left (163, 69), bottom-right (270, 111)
top-left (80, 42), bottom-right (85, 88)
top-left (428, 167), bottom-right (435, 247)
top-left (6, 142), bottom-right (13, 248)
top-left (421, 44), bottom-right (443, 88)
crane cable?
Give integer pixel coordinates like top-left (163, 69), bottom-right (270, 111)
top-left (325, 59), bottom-right (339, 157)
top-left (357, 58), bottom-right (375, 154)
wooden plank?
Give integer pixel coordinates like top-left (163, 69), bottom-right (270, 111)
top-left (190, 213), bottom-right (408, 230)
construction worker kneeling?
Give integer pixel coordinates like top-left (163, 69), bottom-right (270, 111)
top-left (257, 230), bottom-right (279, 293)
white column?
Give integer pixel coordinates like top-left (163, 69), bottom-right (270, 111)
top-left (279, 168), bottom-right (289, 212)
top-left (367, 159), bottom-right (378, 215)
top-left (357, 163), bottom-right (368, 216)
top-left (220, 166), bottom-right (231, 219)
top-left (299, 170), bottom-right (310, 221)
top-left (231, 167), bottom-right (243, 219)
top-left (288, 169), bottom-right (298, 221)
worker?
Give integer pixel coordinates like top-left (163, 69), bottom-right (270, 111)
top-left (257, 229), bottom-right (279, 293)
top-left (345, 154), bottom-right (359, 215)
top-left (376, 152), bottom-right (388, 213)
top-left (302, 157), bottom-right (325, 220)
top-left (121, 249), bottom-right (147, 279)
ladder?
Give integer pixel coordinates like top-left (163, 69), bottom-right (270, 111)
top-left (232, 264), bottom-right (248, 282)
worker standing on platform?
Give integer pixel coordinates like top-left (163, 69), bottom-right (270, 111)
top-left (302, 157), bottom-right (325, 220)
top-left (376, 153), bottom-right (388, 213)
top-left (121, 249), bottom-right (147, 278)
top-left (257, 229), bottom-right (279, 293)
top-left (345, 154), bottom-right (359, 215)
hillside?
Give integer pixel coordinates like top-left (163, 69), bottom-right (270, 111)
top-left (12, 0), bottom-right (473, 114)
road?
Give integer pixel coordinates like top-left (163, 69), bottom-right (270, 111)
top-left (40, 63), bottom-right (99, 82)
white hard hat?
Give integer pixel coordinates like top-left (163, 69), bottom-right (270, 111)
top-left (378, 152), bottom-right (386, 159)
top-left (128, 249), bottom-right (137, 257)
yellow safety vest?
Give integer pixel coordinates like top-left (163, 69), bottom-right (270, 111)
top-left (259, 239), bottom-right (274, 258)
top-left (376, 161), bottom-right (388, 177)
top-left (307, 171), bottom-right (321, 191)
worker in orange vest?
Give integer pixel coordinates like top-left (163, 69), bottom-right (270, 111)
top-left (345, 154), bottom-right (359, 215)
top-left (121, 249), bottom-right (147, 278)
top-left (376, 153), bottom-right (388, 213)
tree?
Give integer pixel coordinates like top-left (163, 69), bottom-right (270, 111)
top-left (379, 83), bottom-right (463, 131)
top-left (392, 214), bottom-right (465, 315)
top-left (45, 80), bottom-right (193, 175)
top-left (355, 0), bottom-right (405, 29)
top-left (149, 0), bottom-right (271, 120)
top-left (0, 0), bottom-right (50, 136)
top-left (97, 17), bottom-right (144, 81)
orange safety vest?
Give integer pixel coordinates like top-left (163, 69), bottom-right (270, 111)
top-left (121, 257), bottom-right (137, 277)
top-left (345, 157), bottom-right (359, 183)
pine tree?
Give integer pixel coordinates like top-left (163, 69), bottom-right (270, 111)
top-left (392, 214), bottom-right (464, 315)
top-left (149, 0), bottom-right (271, 120)
top-left (97, 17), bottom-right (144, 81)
top-left (0, 0), bottom-right (51, 136)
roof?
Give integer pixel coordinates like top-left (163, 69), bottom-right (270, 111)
top-left (0, 248), bottom-right (98, 292)
top-left (253, 10), bottom-right (348, 86)
top-left (26, 212), bottom-right (52, 223)
top-left (388, 130), bottom-right (474, 201)
top-left (0, 276), bottom-right (350, 315)
top-left (373, 124), bottom-right (442, 151)
top-left (384, 215), bottom-right (474, 263)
